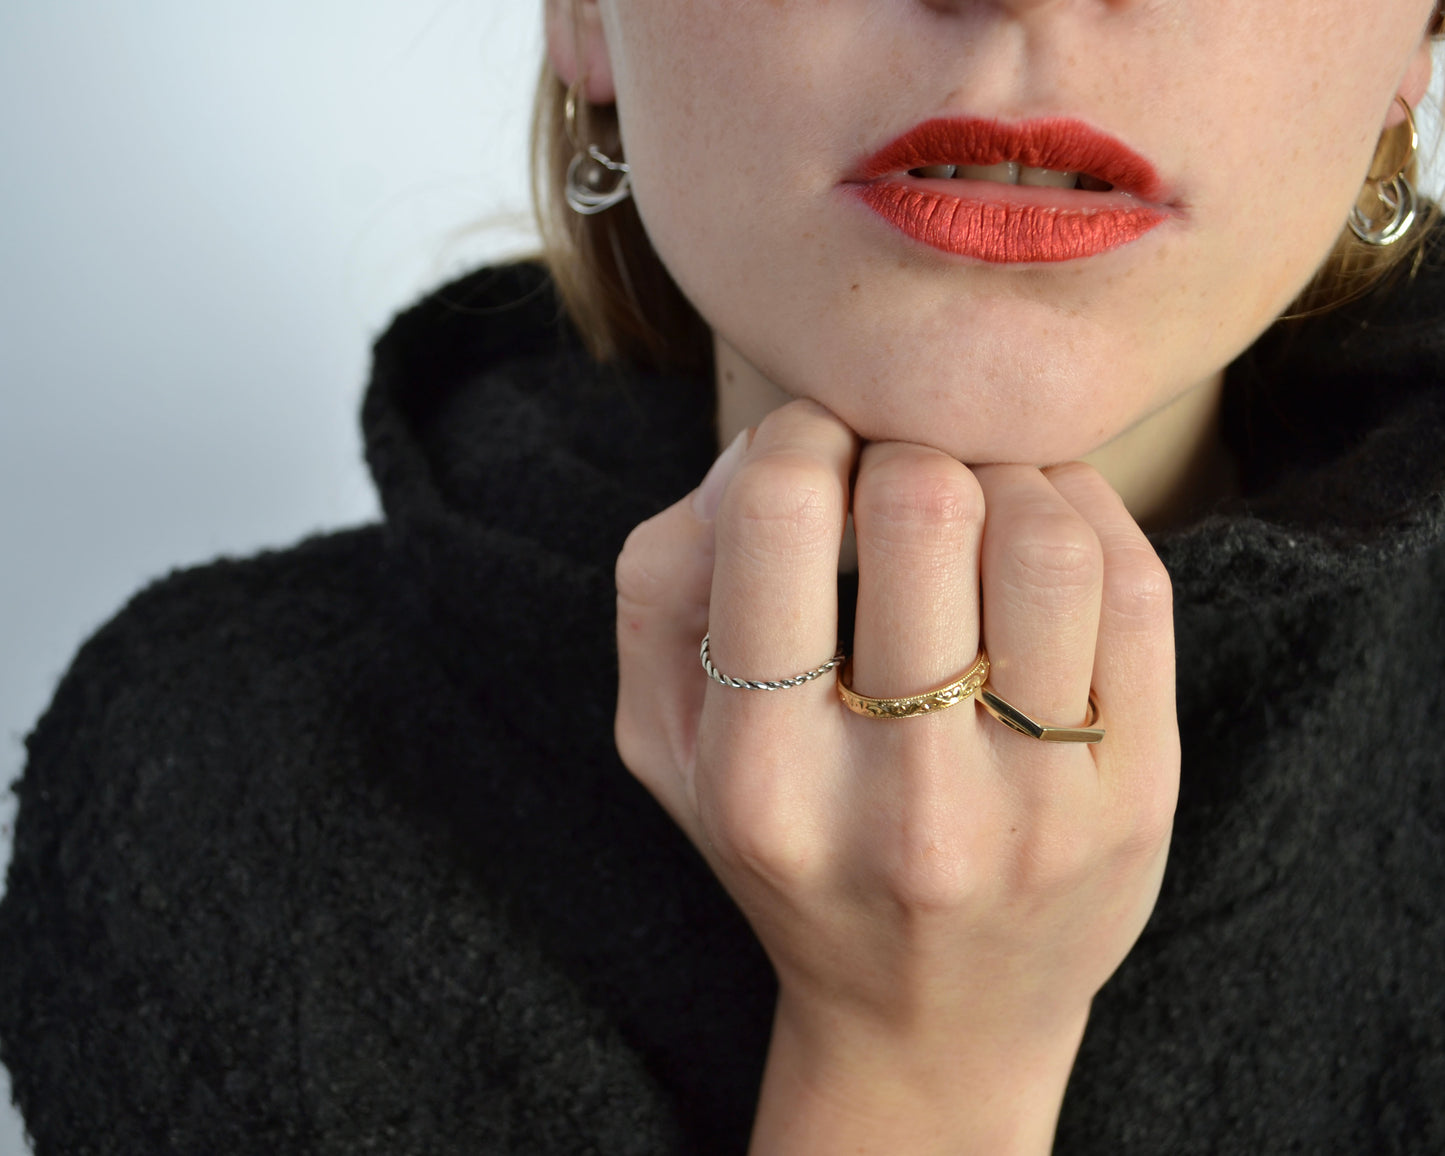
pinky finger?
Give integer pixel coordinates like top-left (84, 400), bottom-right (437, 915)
top-left (1043, 464), bottom-right (1179, 806)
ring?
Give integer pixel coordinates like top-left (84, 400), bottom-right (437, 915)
top-left (977, 684), bottom-right (1105, 744)
top-left (837, 651), bottom-right (990, 719)
top-left (700, 633), bottom-right (846, 690)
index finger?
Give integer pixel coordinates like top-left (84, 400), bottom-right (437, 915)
top-left (706, 399), bottom-right (858, 700)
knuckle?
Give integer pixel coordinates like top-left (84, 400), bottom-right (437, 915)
top-left (876, 743), bottom-right (981, 912)
top-left (1128, 793), bottom-right (1177, 860)
top-left (1103, 547), bottom-right (1174, 627)
top-left (722, 455), bottom-right (841, 556)
top-left (1044, 459), bottom-right (1104, 492)
top-left (725, 826), bottom-right (821, 892)
top-left (1113, 761), bottom-right (1180, 860)
top-left (1008, 822), bottom-right (1095, 899)
top-left (884, 836), bottom-right (977, 913)
top-left (706, 798), bottom-right (824, 891)
top-left (614, 522), bottom-right (669, 610)
top-left (856, 451), bottom-right (984, 540)
top-left (1004, 513), bottom-right (1102, 596)
top-left (695, 751), bottom-right (826, 889)
top-left (614, 701), bottom-right (663, 786)
top-left (614, 706), bottom-right (647, 776)
top-left (758, 397), bottom-right (855, 448)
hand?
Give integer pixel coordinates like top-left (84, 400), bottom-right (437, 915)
top-left (615, 400), bottom-right (1179, 1154)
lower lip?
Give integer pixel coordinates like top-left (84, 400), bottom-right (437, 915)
top-left (852, 181), bottom-right (1169, 264)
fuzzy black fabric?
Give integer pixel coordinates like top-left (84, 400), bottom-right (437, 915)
top-left (2, 260), bottom-right (1444, 1154)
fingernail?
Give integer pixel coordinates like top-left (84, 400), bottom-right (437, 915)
top-left (692, 428), bottom-right (750, 521)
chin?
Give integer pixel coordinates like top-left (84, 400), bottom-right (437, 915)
top-left (781, 345), bottom-right (1139, 468)
top-left (765, 276), bottom-right (1160, 462)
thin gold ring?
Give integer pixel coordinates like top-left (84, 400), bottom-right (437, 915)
top-left (563, 79), bottom-right (586, 151)
top-left (977, 685), bottom-right (1104, 744)
top-left (837, 651), bottom-right (989, 720)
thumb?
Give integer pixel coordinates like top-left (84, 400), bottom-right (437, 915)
top-left (615, 429), bottom-right (750, 818)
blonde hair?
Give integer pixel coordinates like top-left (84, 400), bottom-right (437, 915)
top-left (532, 20), bottom-right (1442, 370)
top-left (531, 65), bottom-right (710, 374)
top-left (1286, 110), bottom-right (1441, 319)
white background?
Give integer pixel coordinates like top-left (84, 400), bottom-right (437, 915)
top-left (0, 4), bottom-right (541, 1151)
top-left (1, 6), bottom-right (1442, 1154)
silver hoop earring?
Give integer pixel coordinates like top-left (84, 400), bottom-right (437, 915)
top-left (1349, 96), bottom-right (1419, 247)
top-left (564, 82), bottom-right (632, 216)
top-left (566, 145), bottom-right (633, 215)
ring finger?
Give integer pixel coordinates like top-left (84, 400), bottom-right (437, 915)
top-left (973, 465), bottom-right (1103, 763)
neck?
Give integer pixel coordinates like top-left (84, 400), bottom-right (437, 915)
top-left (715, 339), bottom-right (1236, 534)
top-left (1081, 370), bottom-right (1237, 531)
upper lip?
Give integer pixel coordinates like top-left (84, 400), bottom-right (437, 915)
top-left (851, 117), bottom-right (1166, 202)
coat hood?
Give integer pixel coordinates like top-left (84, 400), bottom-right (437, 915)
top-left (363, 257), bottom-right (1445, 616)
top-left (360, 256), bottom-right (1445, 773)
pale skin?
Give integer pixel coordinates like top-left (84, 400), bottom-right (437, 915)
top-left (547, 1), bottom-right (1437, 1152)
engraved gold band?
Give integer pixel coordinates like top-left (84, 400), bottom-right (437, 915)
top-left (709, 632), bottom-right (1107, 743)
top-left (837, 651), bottom-right (990, 720)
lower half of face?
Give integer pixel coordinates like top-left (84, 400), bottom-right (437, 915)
top-left (600, 0), bottom-right (1434, 465)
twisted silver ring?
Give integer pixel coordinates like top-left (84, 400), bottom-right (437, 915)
top-left (700, 633), bottom-right (846, 691)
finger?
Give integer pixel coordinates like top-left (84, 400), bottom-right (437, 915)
top-left (615, 429), bottom-right (749, 825)
top-left (696, 401), bottom-right (857, 875)
top-left (706, 399), bottom-right (858, 702)
top-left (850, 441), bottom-right (985, 699)
top-left (844, 444), bottom-right (987, 903)
top-left (974, 465), bottom-right (1103, 749)
top-left (1042, 462), bottom-right (1178, 807)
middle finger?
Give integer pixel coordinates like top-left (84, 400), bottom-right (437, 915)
top-left (851, 441), bottom-right (986, 700)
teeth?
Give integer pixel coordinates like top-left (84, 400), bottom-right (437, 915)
top-left (909, 163), bottom-right (1107, 190)
top-left (956, 161), bottom-right (1020, 184)
top-left (1018, 166), bottom-right (1079, 188)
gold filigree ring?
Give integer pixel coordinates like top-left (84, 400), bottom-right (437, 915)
top-left (837, 651), bottom-right (990, 720)
top-left (978, 685), bottom-right (1104, 744)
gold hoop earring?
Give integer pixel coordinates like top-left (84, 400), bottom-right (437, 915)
top-left (563, 80), bottom-right (633, 216)
top-left (1349, 95), bottom-right (1419, 247)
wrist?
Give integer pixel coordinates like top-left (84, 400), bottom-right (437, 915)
top-left (748, 991), bottom-right (1087, 1156)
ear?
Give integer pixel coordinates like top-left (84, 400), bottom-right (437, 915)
top-left (545, 0), bottom-right (616, 105)
top-left (1389, 34), bottom-right (1434, 124)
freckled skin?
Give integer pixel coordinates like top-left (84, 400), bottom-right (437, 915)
top-left (581, 10), bottom-right (1436, 1142)
top-left (584, 0), bottom-right (1433, 469)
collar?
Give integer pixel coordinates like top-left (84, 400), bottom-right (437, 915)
top-left (363, 264), bottom-right (715, 758)
top-left (362, 260), bottom-right (1445, 752)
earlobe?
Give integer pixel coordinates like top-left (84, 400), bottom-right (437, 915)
top-left (544, 0), bottom-right (617, 104)
top-left (1392, 36), bottom-right (1434, 122)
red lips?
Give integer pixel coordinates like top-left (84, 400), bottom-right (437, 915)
top-left (848, 117), bottom-right (1172, 264)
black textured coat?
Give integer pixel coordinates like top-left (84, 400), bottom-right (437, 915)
top-left (2, 262), bottom-right (1444, 1154)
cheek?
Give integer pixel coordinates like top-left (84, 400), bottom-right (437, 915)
top-left (1172, 8), bottom-right (1420, 288)
top-left (608, 29), bottom-right (796, 303)
top-left (1172, 104), bottom-right (1385, 334)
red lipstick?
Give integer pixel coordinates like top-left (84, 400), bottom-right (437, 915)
top-left (848, 118), bottom-right (1171, 264)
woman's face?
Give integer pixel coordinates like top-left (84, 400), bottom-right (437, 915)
top-left (560, 1), bottom-right (1434, 465)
